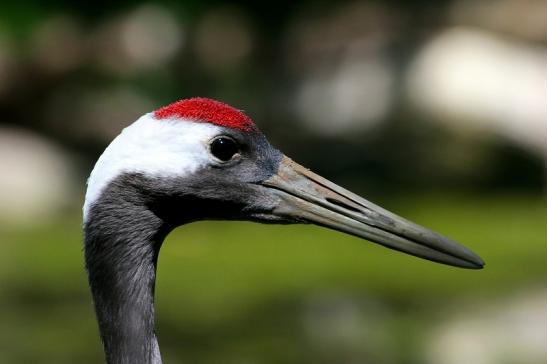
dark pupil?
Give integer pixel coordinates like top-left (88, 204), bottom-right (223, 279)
top-left (211, 137), bottom-right (238, 161)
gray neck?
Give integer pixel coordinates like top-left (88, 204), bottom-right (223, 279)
top-left (84, 176), bottom-right (172, 364)
top-left (82, 168), bottom-right (270, 363)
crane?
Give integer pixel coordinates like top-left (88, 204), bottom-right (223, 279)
top-left (83, 97), bottom-right (484, 364)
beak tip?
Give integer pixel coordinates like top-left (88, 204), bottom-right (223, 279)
top-left (465, 256), bottom-right (485, 270)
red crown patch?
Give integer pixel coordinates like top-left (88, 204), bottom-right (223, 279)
top-left (154, 98), bottom-right (257, 132)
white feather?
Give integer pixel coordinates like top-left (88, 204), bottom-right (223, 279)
top-left (83, 113), bottom-right (223, 221)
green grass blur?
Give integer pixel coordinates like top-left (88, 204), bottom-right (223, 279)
top-left (0, 194), bottom-right (544, 363)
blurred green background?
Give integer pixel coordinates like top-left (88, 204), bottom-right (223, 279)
top-left (1, 1), bottom-right (546, 363)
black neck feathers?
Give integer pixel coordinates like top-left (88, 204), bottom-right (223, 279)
top-left (84, 174), bottom-right (170, 364)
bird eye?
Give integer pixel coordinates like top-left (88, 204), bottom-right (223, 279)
top-left (210, 137), bottom-right (239, 162)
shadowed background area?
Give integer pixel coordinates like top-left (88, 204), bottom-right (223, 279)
top-left (0, 0), bottom-right (546, 363)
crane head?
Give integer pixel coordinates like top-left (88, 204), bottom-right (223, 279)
top-left (84, 97), bottom-right (484, 269)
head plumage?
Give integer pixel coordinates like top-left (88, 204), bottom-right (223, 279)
top-left (153, 97), bottom-right (258, 132)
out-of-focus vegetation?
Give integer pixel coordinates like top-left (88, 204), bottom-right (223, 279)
top-left (1, 0), bottom-right (547, 363)
top-left (1, 196), bottom-right (547, 363)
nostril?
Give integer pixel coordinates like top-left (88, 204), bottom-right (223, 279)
top-left (326, 197), bottom-right (362, 213)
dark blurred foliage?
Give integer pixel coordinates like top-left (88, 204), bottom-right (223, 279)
top-left (1, 0), bottom-right (544, 198)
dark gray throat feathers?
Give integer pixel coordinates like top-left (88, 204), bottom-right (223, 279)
top-left (84, 174), bottom-right (174, 364)
top-left (83, 149), bottom-right (281, 363)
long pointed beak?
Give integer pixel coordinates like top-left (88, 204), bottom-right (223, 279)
top-left (263, 156), bottom-right (484, 269)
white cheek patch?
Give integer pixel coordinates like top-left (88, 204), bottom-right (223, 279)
top-left (83, 114), bottom-right (223, 221)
